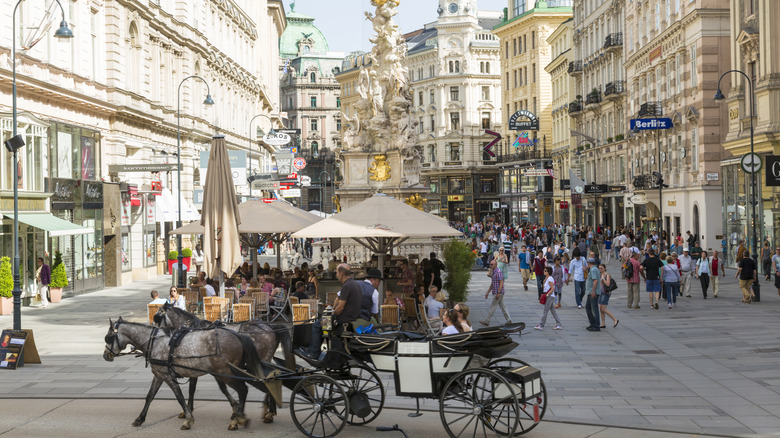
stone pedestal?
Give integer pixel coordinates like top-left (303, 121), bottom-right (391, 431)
top-left (337, 150), bottom-right (427, 210)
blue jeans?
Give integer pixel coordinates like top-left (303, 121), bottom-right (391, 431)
top-left (574, 280), bottom-right (586, 306)
top-left (665, 281), bottom-right (679, 306)
top-left (307, 318), bottom-right (324, 356)
top-left (585, 294), bottom-right (600, 329)
top-left (536, 276), bottom-right (544, 298)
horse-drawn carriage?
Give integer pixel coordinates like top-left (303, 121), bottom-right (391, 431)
top-left (103, 304), bottom-right (547, 438)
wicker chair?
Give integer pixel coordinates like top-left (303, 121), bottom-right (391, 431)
top-left (289, 296), bottom-right (299, 305)
top-left (204, 303), bottom-right (223, 322)
top-left (252, 291), bottom-right (269, 320)
top-left (232, 303), bottom-right (252, 322)
top-left (148, 304), bottom-right (163, 324)
top-left (292, 304), bottom-right (311, 325)
top-left (238, 296), bottom-right (255, 316)
top-left (380, 305), bottom-right (400, 330)
top-left (182, 291), bottom-right (200, 314)
top-left (402, 297), bottom-right (419, 331)
top-left (326, 291), bottom-right (338, 306)
top-left (301, 299), bottom-right (320, 319)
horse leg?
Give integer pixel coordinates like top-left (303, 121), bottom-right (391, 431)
top-left (179, 377), bottom-right (198, 419)
top-left (215, 379), bottom-right (240, 420)
top-left (262, 393), bottom-right (278, 424)
top-left (133, 377), bottom-right (164, 426)
top-left (165, 378), bottom-right (194, 430)
top-left (225, 381), bottom-right (249, 430)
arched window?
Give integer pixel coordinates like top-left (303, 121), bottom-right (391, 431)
top-left (311, 141), bottom-right (319, 156)
top-left (486, 62), bottom-right (490, 74)
top-left (128, 22), bottom-right (140, 92)
top-left (480, 62), bottom-right (485, 73)
top-left (449, 61), bottom-right (454, 73)
top-left (310, 72), bottom-right (316, 83)
top-left (455, 61), bottom-right (460, 72)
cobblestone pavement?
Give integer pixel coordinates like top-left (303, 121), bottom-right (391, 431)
top-left (0, 256), bottom-right (778, 437)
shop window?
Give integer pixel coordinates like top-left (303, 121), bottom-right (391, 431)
top-left (121, 233), bottom-right (132, 271)
top-left (448, 177), bottom-right (465, 194)
top-left (144, 231), bottom-right (156, 267)
top-left (481, 112), bottom-right (491, 129)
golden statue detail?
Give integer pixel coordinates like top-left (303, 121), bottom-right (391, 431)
top-left (372, 0), bottom-right (400, 6)
top-left (405, 193), bottom-right (425, 210)
top-left (368, 155), bottom-right (391, 182)
top-left (331, 194), bottom-right (341, 213)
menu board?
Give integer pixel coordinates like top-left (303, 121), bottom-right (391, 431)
top-left (0, 330), bottom-right (28, 370)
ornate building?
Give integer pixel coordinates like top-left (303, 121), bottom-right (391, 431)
top-left (403, 0), bottom-right (503, 222)
top-left (0, 0), bottom-right (286, 296)
top-left (279, 4), bottom-right (344, 213)
top-left (494, 0), bottom-right (573, 225)
top-left (720, 0), bottom-right (780, 265)
top-left (569, 0), bottom-right (628, 228)
top-left (545, 18), bottom-right (575, 224)
top-left (624, 0), bottom-right (729, 251)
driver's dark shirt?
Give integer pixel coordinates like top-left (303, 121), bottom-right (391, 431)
top-left (336, 278), bottom-right (362, 324)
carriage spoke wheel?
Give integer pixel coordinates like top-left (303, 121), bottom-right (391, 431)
top-left (439, 368), bottom-right (520, 438)
top-left (290, 375), bottom-right (349, 438)
top-left (335, 363), bottom-right (385, 426)
top-left (486, 358), bottom-right (548, 435)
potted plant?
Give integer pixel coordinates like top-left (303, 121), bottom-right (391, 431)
top-left (0, 257), bottom-right (12, 315)
top-left (615, 134), bottom-right (625, 141)
top-left (607, 137), bottom-right (613, 143)
top-left (182, 248), bottom-right (192, 271)
top-left (49, 251), bottom-right (68, 303)
top-left (442, 239), bottom-right (476, 305)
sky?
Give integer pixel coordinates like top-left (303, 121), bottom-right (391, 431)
top-left (282, 0), bottom-right (509, 54)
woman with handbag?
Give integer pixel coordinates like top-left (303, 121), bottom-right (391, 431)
top-left (662, 256), bottom-right (681, 309)
top-left (534, 266), bottom-right (563, 331)
top-left (598, 264), bottom-right (619, 328)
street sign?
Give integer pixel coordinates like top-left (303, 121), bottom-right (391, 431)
top-left (280, 188), bottom-right (301, 198)
top-left (276, 129), bottom-right (301, 135)
top-left (108, 163), bottom-right (182, 173)
top-left (629, 118), bottom-right (673, 130)
top-left (293, 157), bottom-right (307, 170)
top-left (277, 147), bottom-right (298, 154)
top-left (300, 175), bottom-right (312, 187)
top-left (560, 179), bottom-right (571, 190)
top-left (263, 133), bottom-right (292, 146)
top-left (483, 130), bottom-right (501, 157)
top-left (741, 153), bottom-right (762, 174)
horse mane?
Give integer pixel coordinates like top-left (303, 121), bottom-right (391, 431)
top-left (165, 306), bottom-right (214, 329)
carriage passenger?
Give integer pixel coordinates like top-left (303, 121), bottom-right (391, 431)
top-left (453, 302), bottom-right (472, 332)
top-left (441, 309), bottom-right (464, 335)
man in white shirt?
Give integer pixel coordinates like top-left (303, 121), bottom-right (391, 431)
top-left (678, 248), bottom-right (694, 297)
top-left (204, 279), bottom-right (217, 297)
top-left (149, 290), bottom-right (167, 305)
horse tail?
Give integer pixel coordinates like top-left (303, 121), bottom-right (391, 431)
top-left (272, 323), bottom-right (295, 371)
top-left (235, 332), bottom-right (263, 378)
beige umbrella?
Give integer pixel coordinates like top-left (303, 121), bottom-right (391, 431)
top-left (201, 135), bottom-right (242, 282)
top-left (169, 221), bottom-right (204, 235)
top-left (292, 194), bottom-right (462, 290)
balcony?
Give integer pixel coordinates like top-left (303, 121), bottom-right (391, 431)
top-left (568, 100), bottom-right (583, 114)
top-left (497, 149), bottom-right (546, 164)
top-left (604, 81), bottom-right (626, 99)
top-left (568, 61), bottom-right (582, 75)
top-left (585, 90), bottom-right (602, 106)
top-left (604, 33), bottom-right (623, 50)
top-left (638, 102), bottom-right (662, 117)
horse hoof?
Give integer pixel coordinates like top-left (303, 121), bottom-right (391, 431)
top-left (237, 417), bottom-right (250, 427)
top-left (132, 420), bottom-right (144, 427)
top-left (262, 415), bottom-right (274, 424)
top-left (178, 412), bottom-right (186, 419)
top-left (228, 421), bottom-right (238, 431)
top-left (180, 424), bottom-right (191, 430)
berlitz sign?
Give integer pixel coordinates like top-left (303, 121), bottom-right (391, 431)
top-left (629, 118), bottom-right (673, 130)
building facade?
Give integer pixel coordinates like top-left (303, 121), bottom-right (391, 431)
top-left (0, 0), bottom-right (286, 298)
top-left (569, 0), bottom-right (628, 229)
top-left (545, 18), bottom-right (576, 224)
top-left (278, 4), bottom-right (344, 213)
top-left (403, 0), bottom-right (503, 222)
top-left (720, 0), bottom-right (780, 265)
top-left (494, 0), bottom-right (573, 225)
top-left (624, 0), bottom-right (730, 252)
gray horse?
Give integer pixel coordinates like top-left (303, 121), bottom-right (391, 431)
top-left (103, 317), bottom-right (265, 430)
top-left (153, 302), bottom-right (295, 423)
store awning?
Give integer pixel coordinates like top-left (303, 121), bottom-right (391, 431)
top-left (4, 213), bottom-right (94, 237)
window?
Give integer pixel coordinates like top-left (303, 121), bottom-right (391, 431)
top-left (288, 97), bottom-right (293, 109)
top-left (429, 65), bottom-right (435, 77)
top-left (310, 72), bottom-right (316, 83)
top-left (691, 127), bottom-right (698, 169)
top-left (514, 70), bottom-right (518, 88)
top-left (428, 144), bottom-right (437, 162)
top-left (310, 118), bottom-right (318, 131)
top-left (481, 86), bottom-right (490, 101)
top-left (449, 61), bottom-right (454, 73)
top-left (676, 54), bottom-right (682, 94)
top-left (450, 112), bottom-right (460, 130)
top-left (531, 31), bottom-right (535, 49)
top-left (481, 112), bottom-right (491, 129)
top-left (310, 96), bottom-right (317, 108)
top-left (486, 62), bottom-right (490, 74)
top-left (336, 97), bottom-right (341, 108)
top-left (506, 41), bottom-right (510, 58)
top-left (532, 64), bottom-right (536, 82)
top-left (454, 61), bottom-right (460, 72)
top-left (690, 44), bottom-right (697, 87)
top-left (448, 176), bottom-right (465, 193)
top-left (450, 86), bottom-right (459, 101)
top-left (523, 35), bottom-right (527, 52)
top-left (655, 3), bottom-right (660, 30)
top-left (480, 62), bottom-right (485, 73)
top-left (336, 118), bottom-right (342, 131)
top-left (430, 89), bottom-right (435, 104)
top-left (419, 91), bottom-right (424, 106)
top-left (447, 144), bottom-right (461, 161)
top-left (513, 0), bottom-right (526, 17)
top-left (419, 118), bottom-right (424, 133)
top-left (430, 114), bottom-right (435, 131)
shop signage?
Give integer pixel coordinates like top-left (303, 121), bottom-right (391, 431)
top-left (559, 201), bottom-right (569, 209)
top-left (629, 118), bottom-right (673, 130)
top-left (145, 195), bottom-right (156, 224)
top-left (200, 150), bottom-right (248, 185)
top-left (492, 201), bottom-right (500, 209)
top-left (629, 193), bottom-right (649, 205)
top-left (560, 179), bottom-right (571, 190)
top-left (193, 189), bottom-right (204, 207)
top-left (543, 199), bottom-right (552, 206)
top-left (276, 129), bottom-right (301, 135)
top-left (448, 195), bottom-right (464, 201)
top-left (741, 152), bottom-right (762, 174)
top-left (508, 110), bottom-right (539, 131)
top-left (649, 46), bottom-right (662, 63)
top-left (523, 169), bottom-right (553, 177)
top-left (262, 132), bottom-right (292, 146)
top-left (50, 178), bottom-right (76, 210)
top-left (706, 172), bottom-right (720, 181)
top-left (0, 330), bottom-right (27, 370)
top-left (585, 184), bottom-right (608, 194)
top-left (444, 161), bottom-right (461, 166)
top-left (121, 198), bottom-right (131, 227)
top-left (280, 188), bottom-right (301, 198)
top-left (609, 185), bottom-right (627, 192)
top-left (83, 181), bottom-right (104, 209)
top-left (108, 164), bottom-right (182, 173)
top-left (765, 156), bottom-right (780, 186)
top-left (667, 200), bottom-right (677, 207)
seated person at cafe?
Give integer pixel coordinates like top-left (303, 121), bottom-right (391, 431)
top-left (204, 278), bottom-right (217, 297)
top-left (149, 290), bottom-right (167, 305)
top-left (292, 281), bottom-right (308, 301)
top-left (384, 288), bottom-right (404, 309)
top-left (410, 285), bottom-right (425, 307)
top-left (298, 264), bottom-right (363, 359)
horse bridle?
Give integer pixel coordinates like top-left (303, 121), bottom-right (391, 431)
top-left (104, 320), bottom-right (145, 360)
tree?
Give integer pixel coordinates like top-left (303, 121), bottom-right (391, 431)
top-left (50, 252), bottom-right (69, 289)
top-left (0, 257), bottom-right (12, 298)
top-left (442, 239), bottom-right (476, 304)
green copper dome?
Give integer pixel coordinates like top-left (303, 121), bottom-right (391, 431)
top-left (279, 4), bottom-right (331, 59)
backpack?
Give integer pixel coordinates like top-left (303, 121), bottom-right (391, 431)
top-left (622, 260), bottom-right (634, 279)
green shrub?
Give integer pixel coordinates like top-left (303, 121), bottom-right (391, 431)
top-left (0, 257), bottom-right (13, 298)
top-left (50, 263), bottom-right (69, 289)
top-left (442, 239), bottom-right (476, 304)
top-left (182, 248), bottom-right (193, 258)
top-left (168, 251), bottom-right (178, 260)
top-left (52, 251), bottom-right (63, 270)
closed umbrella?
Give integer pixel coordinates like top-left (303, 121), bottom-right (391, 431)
top-left (201, 135), bottom-right (242, 284)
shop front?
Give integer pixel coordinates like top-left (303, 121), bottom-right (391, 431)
top-left (423, 173), bottom-right (499, 223)
top-left (722, 160), bottom-right (772, 267)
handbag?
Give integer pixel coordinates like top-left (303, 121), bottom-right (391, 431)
top-left (539, 293), bottom-right (547, 305)
top-left (605, 277), bottom-right (618, 294)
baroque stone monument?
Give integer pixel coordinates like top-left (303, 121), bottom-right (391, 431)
top-left (337, 0), bottom-right (426, 210)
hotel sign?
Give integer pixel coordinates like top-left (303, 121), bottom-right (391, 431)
top-left (649, 46), bottom-right (662, 63)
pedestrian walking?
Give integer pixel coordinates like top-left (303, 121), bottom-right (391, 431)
top-left (566, 248), bottom-right (587, 309)
top-left (35, 257), bottom-right (50, 308)
top-left (662, 256), bottom-right (680, 308)
top-left (533, 251), bottom-right (546, 299)
top-left (584, 258), bottom-right (601, 331)
top-left (640, 249), bottom-right (664, 309)
top-left (535, 266), bottom-right (563, 331)
top-left (772, 247), bottom-right (780, 297)
top-left (625, 252), bottom-right (642, 309)
top-left (480, 260), bottom-right (511, 326)
top-left (678, 248), bottom-right (694, 297)
top-left (695, 250), bottom-right (712, 299)
top-left (597, 264), bottom-right (618, 327)
top-left (552, 256), bottom-right (566, 308)
top-left (604, 236), bottom-right (612, 263)
top-left (735, 248), bottom-right (757, 303)
top-left (761, 241), bottom-right (772, 281)
top-left (711, 250), bottom-right (726, 297)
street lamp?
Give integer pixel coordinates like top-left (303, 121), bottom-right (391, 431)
top-left (248, 114), bottom-right (276, 198)
top-left (6, 0), bottom-right (73, 331)
top-left (714, 70), bottom-right (758, 266)
top-left (631, 122), bottom-right (667, 251)
top-left (176, 75), bottom-right (214, 288)
top-left (574, 139), bottom-right (592, 226)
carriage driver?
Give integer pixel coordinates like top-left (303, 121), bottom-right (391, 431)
top-left (298, 263), bottom-right (363, 360)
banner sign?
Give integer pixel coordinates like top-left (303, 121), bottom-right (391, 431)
top-left (0, 330), bottom-right (27, 370)
top-left (765, 156), bottom-right (780, 186)
top-left (508, 110), bottom-right (539, 131)
top-left (629, 118), bottom-right (673, 130)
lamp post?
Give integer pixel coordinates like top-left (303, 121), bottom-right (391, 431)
top-left (319, 170), bottom-right (330, 213)
top-left (176, 76), bottom-right (214, 288)
top-left (247, 114), bottom-right (275, 198)
top-left (631, 123), bottom-right (665, 251)
top-left (714, 70), bottom-right (758, 270)
top-left (574, 139), bottom-right (592, 226)
top-left (6, 0), bottom-right (72, 331)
